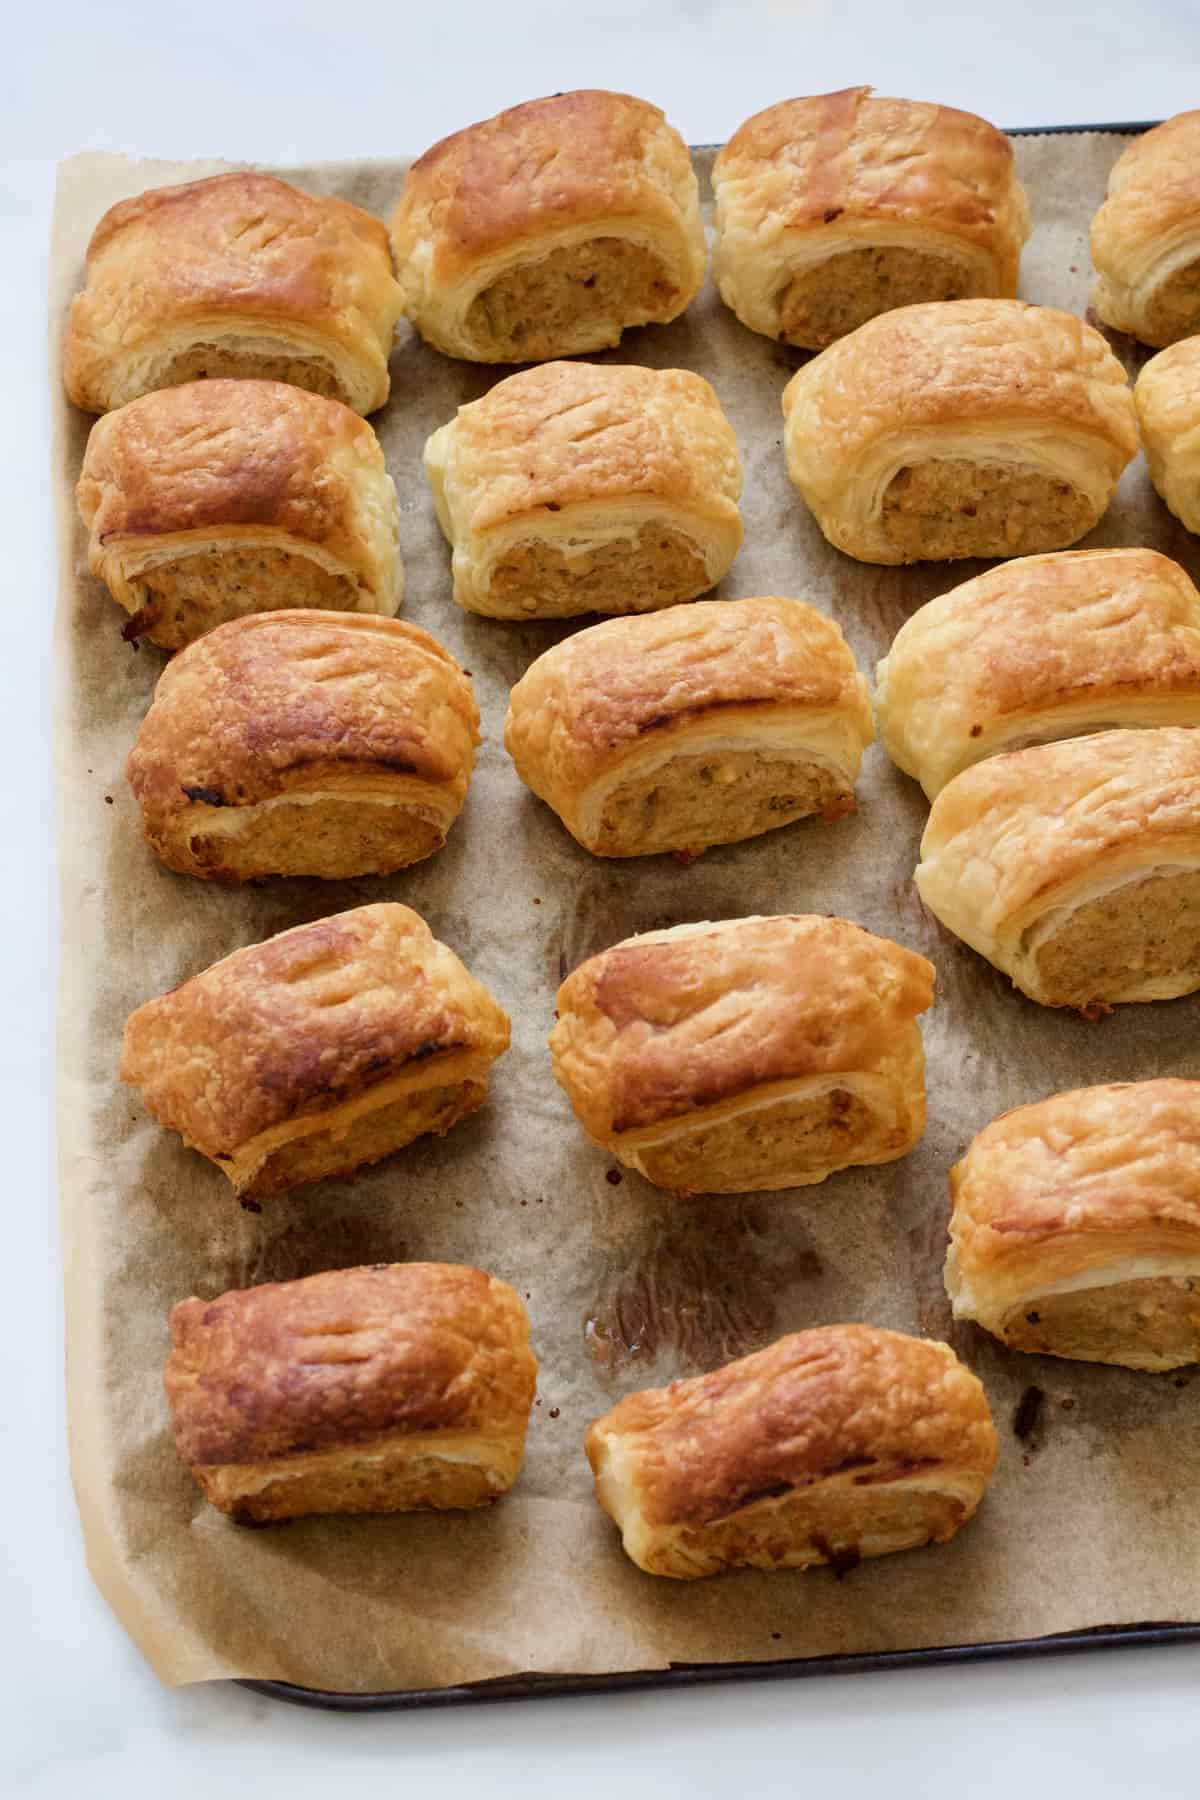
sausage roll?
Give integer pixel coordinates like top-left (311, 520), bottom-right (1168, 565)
top-left (1135, 337), bottom-right (1200, 535)
top-left (64, 172), bottom-right (403, 416)
top-left (947, 1081), bottom-right (1200, 1372)
top-left (166, 1263), bottom-right (537, 1522)
top-left (122, 903), bottom-right (510, 1198)
top-left (126, 613), bottom-right (478, 881)
top-left (550, 915), bottom-right (934, 1193)
top-left (504, 596), bottom-right (874, 857)
top-left (76, 380), bottom-right (403, 649)
top-left (876, 549), bottom-right (1200, 797)
top-left (713, 87), bottom-right (1029, 350)
top-left (781, 299), bottom-right (1138, 564)
top-left (425, 362), bottom-right (742, 619)
top-left (585, 1324), bottom-right (996, 1579)
top-left (1091, 111), bottom-right (1200, 348)
top-left (914, 727), bottom-right (1200, 1013)
top-left (390, 90), bottom-right (706, 362)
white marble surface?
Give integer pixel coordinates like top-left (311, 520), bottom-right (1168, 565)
top-left (5, 4), bottom-right (1199, 1792)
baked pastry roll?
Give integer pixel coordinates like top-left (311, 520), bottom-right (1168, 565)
top-left (126, 612), bottom-right (477, 881)
top-left (504, 596), bottom-right (874, 857)
top-left (915, 727), bottom-right (1200, 1013)
top-left (166, 1263), bottom-right (537, 1522)
top-left (76, 380), bottom-right (403, 649)
top-left (947, 1081), bottom-right (1200, 1372)
top-left (782, 300), bottom-right (1138, 564)
top-left (390, 90), bottom-right (706, 362)
top-left (876, 549), bottom-right (1200, 798)
top-left (1090, 111), bottom-right (1200, 348)
top-left (122, 903), bottom-right (509, 1198)
top-left (713, 87), bottom-right (1029, 351)
top-left (585, 1325), bottom-right (996, 1579)
top-left (425, 362), bottom-right (742, 619)
top-left (64, 172), bottom-right (403, 416)
top-left (550, 915), bottom-right (934, 1193)
top-left (1135, 337), bottom-right (1200, 535)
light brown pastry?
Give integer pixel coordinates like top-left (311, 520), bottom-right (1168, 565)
top-left (946, 1081), bottom-right (1200, 1372)
top-left (550, 915), bottom-right (934, 1193)
top-left (782, 299), bottom-right (1138, 564)
top-left (713, 87), bottom-right (1029, 350)
top-left (585, 1324), bottom-right (996, 1579)
top-left (126, 612), bottom-right (478, 881)
top-left (1135, 337), bottom-right (1200, 534)
top-left (63, 172), bottom-right (403, 415)
top-left (914, 727), bottom-right (1200, 1013)
top-left (121, 903), bottom-right (510, 1198)
top-left (76, 381), bottom-right (403, 649)
top-left (876, 549), bottom-right (1200, 797)
top-left (390, 90), bottom-right (706, 362)
top-left (424, 362), bottom-right (742, 620)
top-left (1091, 112), bottom-right (1200, 347)
top-left (166, 1263), bottom-right (537, 1522)
top-left (504, 596), bottom-right (874, 857)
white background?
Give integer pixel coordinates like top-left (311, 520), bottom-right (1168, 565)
top-left (5, 3), bottom-right (1199, 1793)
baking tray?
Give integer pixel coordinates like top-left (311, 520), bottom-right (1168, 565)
top-left (203, 113), bottom-right (1198, 1711)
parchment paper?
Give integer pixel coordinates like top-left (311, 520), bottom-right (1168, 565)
top-left (50, 134), bottom-right (1200, 1694)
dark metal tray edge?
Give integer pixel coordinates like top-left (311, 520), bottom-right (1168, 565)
top-left (237, 113), bottom-right (1192, 1717)
top-left (239, 1623), bottom-right (1200, 1712)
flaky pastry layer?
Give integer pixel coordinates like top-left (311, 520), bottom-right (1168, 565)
top-left (876, 549), bottom-right (1200, 796)
top-left (390, 90), bottom-right (705, 361)
top-left (505, 596), bottom-right (873, 855)
top-left (64, 172), bottom-right (403, 415)
top-left (166, 1262), bottom-right (537, 1518)
top-left (425, 361), bottom-right (742, 618)
top-left (1091, 111), bottom-right (1200, 347)
top-left (781, 299), bottom-right (1137, 564)
top-left (586, 1324), bottom-right (996, 1577)
top-left (713, 87), bottom-right (1029, 348)
top-left (126, 611), bottom-right (478, 880)
top-left (122, 902), bottom-right (509, 1194)
top-left (915, 727), bottom-right (1200, 1009)
top-left (947, 1080), bottom-right (1200, 1370)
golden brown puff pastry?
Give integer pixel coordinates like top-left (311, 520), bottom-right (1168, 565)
top-left (781, 299), bottom-right (1138, 565)
top-left (713, 87), bottom-right (1029, 351)
top-left (946, 1081), bottom-right (1200, 1372)
top-left (63, 172), bottom-right (403, 416)
top-left (1135, 336), bottom-right (1200, 535)
top-left (585, 1324), bottom-right (996, 1579)
top-left (76, 380), bottom-right (403, 650)
top-left (1091, 112), bottom-right (1200, 348)
top-left (390, 90), bottom-right (706, 363)
top-left (121, 903), bottom-right (509, 1199)
top-left (504, 596), bottom-right (874, 857)
top-left (915, 727), bottom-right (1200, 1014)
top-left (166, 1263), bottom-right (537, 1522)
top-left (550, 915), bottom-right (934, 1194)
top-left (876, 549), bottom-right (1200, 798)
top-left (126, 612), bottom-right (478, 882)
top-left (424, 362), bottom-right (742, 620)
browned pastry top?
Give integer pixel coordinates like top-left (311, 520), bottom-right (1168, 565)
top-left (715, 86), bottom-right (1020, 244)
top-left (951, 1079), bottom-right (1200, 1286)
top-left (393, 89), bottom-right (694, 273)
top-left (121, 903), bottom-right (510, 1157)
top-left (166, 1263), bottom-right (536, 1465)
top-left (552, 915), bottom-right (934, 1138)
top-left (76, 378), bottom-right (389, 547)
top-left (438, 360), bottom-right (742, 535)
top-left (586, 1324), bottom-right (997, 1528)
top-left (64, 172), bottom-right (402, 407)
top-left (126, 611), bottom-right (478, 816)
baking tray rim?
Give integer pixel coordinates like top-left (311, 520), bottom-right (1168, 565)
top-left (217, 113), bottom-right (1195, 1712)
